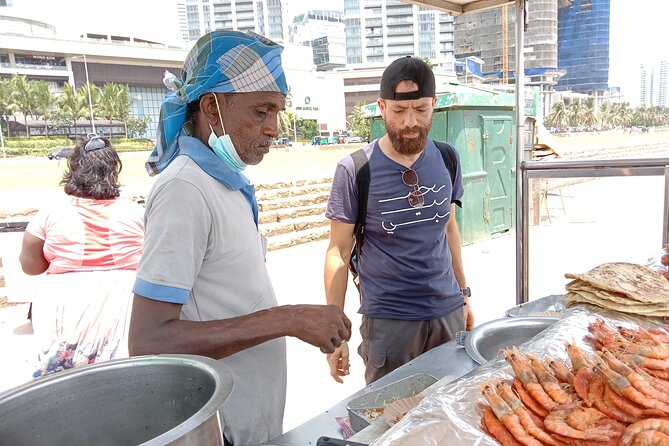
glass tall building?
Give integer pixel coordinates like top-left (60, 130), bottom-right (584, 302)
top-left (556, 0), bottom-right (610, 94)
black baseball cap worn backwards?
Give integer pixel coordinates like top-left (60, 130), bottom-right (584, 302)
top-left (380, 56), bottom-right (436, 101)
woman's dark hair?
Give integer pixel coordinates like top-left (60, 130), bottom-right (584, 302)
top-left (60, 136), bottom-right (122, 199)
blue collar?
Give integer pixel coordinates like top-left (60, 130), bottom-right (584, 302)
top-left (177, 134), bottom-right (258, 226)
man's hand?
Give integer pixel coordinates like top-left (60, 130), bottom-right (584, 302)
top-left (327, 340), bottom-right (350, 383)
top-left (464, 297), bottom-right (475, 331)
top-left (290, 304), bottom-right (351, 354)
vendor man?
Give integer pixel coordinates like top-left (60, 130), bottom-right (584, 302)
top-left (128, 30), bottom-right (351, 446)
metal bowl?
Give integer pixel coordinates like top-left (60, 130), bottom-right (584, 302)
top-left (464, 316), bottom-right (558, 364)
top-left (0, 354), bottom-right (234, 446)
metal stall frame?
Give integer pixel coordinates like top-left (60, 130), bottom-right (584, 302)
top-left (516, 158), bottom-right (669, 304)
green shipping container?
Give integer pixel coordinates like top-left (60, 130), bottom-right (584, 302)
top-left (366, 83), bottom-right (517, 245)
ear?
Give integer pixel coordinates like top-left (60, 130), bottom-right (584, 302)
top-left (377, 98), bottom-right (386, 119)
top-left (199, 93), bottom-right (220, 127)
top-left (432, 96), bottom-right (437, 107)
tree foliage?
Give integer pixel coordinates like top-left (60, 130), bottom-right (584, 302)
top-left (349, 102), bottom-right (371, 140)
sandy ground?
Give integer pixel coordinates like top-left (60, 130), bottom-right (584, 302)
top-left (0, 133), bottom-right (668, 438)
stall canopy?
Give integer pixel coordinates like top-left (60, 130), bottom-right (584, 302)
top-left (401, 0), bottom-right (514, 15)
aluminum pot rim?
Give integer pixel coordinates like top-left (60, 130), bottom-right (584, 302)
top-left (0, 354), bottom-right (234, 446)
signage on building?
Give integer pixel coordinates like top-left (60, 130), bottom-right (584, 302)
top-left (296, 106), bottom-right (320, 111)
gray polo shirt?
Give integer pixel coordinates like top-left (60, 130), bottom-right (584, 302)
top-left (134, 135), bottom-right (286, 445)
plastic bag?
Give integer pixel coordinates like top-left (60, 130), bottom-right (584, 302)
top-left (646, 244), bottom-right (669, 281)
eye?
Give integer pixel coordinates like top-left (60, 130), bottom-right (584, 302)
top-left (255, 109), bottom-right (267, 118)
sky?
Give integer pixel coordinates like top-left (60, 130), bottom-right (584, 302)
top-left (15, 0), bottom-right (669, 104)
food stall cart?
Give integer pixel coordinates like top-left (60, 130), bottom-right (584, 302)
top-left (270, 0), bottom-right (669, 444)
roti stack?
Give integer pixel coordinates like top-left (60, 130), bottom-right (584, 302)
top-left (562, 262), bottom-right (669, 316)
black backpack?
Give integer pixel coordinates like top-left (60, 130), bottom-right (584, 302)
top-left (348, 140), bottom-right (459, 291)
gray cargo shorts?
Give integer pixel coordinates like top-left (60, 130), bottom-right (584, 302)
top-left (358, 308), bottom-right (465, 384)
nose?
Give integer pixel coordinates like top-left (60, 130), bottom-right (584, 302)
top-left (403, 109), bottom-right (418, 128)
top-left (264, 114), bottom-right (279, 139)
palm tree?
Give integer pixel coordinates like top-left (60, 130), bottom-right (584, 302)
top-left (278, 109), bottom-right (295, 138)
top-left (581, 98), bottom-right (598, 129)
top-left (32, 81), bottom-right (58, 137)
top-left (544, 101), bottom-right (568, 130)
top-left (566, 100), bottom-right (583, 128)
top-left (98, 82), bottom-right (121, 132)
top-left (59, 83), bottom-right (86, 136)
top-left (11, 74), bottom-right (35, 137)
top-left (116, 84), bottom-right (132, 138)
top-left (0, 78), bottom-right (17, 137)
top-left (78, 83), bottom-right (100, 132)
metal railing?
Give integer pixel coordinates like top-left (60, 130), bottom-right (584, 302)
top-left (516, 157), bottom-right (669, 305)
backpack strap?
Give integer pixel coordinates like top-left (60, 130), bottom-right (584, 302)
top-left (351, 148), bottom-right (370, 249)
top-left (434, 140), bottom-right (461, 208)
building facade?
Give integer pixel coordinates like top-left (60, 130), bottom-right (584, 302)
top-left (289, 10), bottom-right (347, 71)
top-left (343, 0), bottom-right (455, 70)
top-left (178, 0), bottom-right (287, 43)
top-left (556, 0), bottom-right (610, 97)
top-left (639, 61), bottom-right (669, 107)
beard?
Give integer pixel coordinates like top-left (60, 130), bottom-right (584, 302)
top-left (385, 121), bottom-right (431, 156)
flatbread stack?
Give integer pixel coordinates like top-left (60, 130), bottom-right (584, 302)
top-left (562, 262), bottom-right (669, 316)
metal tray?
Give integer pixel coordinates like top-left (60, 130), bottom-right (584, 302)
top-left (505, 294), bottom-right (565, 318)
top-left (346, 373), bottom-right (438, 433)
top-left (464, 316), bottom-right (558, 364)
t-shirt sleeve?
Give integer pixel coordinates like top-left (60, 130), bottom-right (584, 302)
top-left (25, 208), bottom-right (48, 240)
top-left (325, 161), bottom-right (358, 224)
top-left (133, 179), bottom-right (211, 304)
top-left (451, 149), bottom-right (464, 208)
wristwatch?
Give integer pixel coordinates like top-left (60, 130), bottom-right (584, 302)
top-left (460, 287), bottom-right (471, 297)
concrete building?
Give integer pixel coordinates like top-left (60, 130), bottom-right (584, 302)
top-left (640, 61), bottom-right (669, 107)
top-left (453, 0), bottom-right (563, 116)
top-left (288, 10), bottom-right (346, 71)
top-left (178, 0), bottom-right (287, 43)
top-left (343, 0), bottom-right (455, 71)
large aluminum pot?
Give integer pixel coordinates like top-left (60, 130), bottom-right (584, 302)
top-left (0, 354), bottom-right (234, 445)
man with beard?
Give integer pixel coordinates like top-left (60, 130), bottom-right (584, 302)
top-left (323, 56), bottom-right (472, 385)
top-left (128, 31), bottom-right (351, 446)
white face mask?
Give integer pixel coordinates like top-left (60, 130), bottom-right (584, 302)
top-left (207, 93), bottom-right (246, 173)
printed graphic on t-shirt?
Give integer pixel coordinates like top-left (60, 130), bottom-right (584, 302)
top-left (379, 182), bottom-right (451, 234)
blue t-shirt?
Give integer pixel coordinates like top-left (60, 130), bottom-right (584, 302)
top-left (326, 139), bottom-right (465, 320)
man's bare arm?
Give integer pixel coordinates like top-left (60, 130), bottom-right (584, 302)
top-left (324, 220), bottom-right (356, 310)
top-left (128, 295), bottom-right (351, 358)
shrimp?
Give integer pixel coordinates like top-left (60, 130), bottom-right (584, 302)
top-left (495, 381), bottom-right (563, 446)
top-left (588, 320), bottom-right (625, 348)
top-left (595, 356), bottom-right (669, 415)
top-left (599, 350), bottom-right (669, 404)
top-left (513, 378), bottom-right (549, 418)
top-left (602, 381), bottom-right (667, 419)
top-left (620, 352), bottom-right (669, 371)
top-left (630, 430), bottom-right (669, 446)
top-left (621, 419), bottom-right (669, 446)
top-left (544, 406), bottom-right (612, 441)
top-left (504, 347), bottom-right (556, 411)
top-left (611, 338), bottom-right (669, 361)
top-left (600, 383), bottom-right (642, 424)
top-left (565, 406), bottom-right (625, 437)
top-left (480, 381), bottom-right (544, 446)
top-left (528, 354), bottom-right (574, 404)
top-left (566, 341), bottom-right (596, 402)
top-left (550, 358), bottom-right (575, 384)
top-left (483, 406), bottom-right (523, 446)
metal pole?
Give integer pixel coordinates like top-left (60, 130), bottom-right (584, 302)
top-left (664, 165), bottom-right (669, 246)
top-left (515, 0), bottom-right (527, 305)
top-left (82, 55), bottom-right (96, 134)
top-left (293, 112), bottom-right (297, 143)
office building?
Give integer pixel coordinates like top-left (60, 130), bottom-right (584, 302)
top-left (178, 0), bottom-right (287, 43)
top-left (343, 0), bottom-right (455, 70)
top-left (640, 61), bottom-right (669, 107)
top-left (289, 10), bottom-right (346, 71)
top-left (556, 0), bottom-right (610, 99)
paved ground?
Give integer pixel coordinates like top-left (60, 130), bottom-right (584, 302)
top-left (0, 136), bottom-right (667, 435)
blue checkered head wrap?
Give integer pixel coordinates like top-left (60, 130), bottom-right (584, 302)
top-left (146, 30), bottom-right (288, 176)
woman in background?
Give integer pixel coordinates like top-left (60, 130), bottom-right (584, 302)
top-left (19, 134), bottom-right (144, 377)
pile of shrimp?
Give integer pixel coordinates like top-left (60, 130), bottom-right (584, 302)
top-left (479, 320), bottom-right (669, 446)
